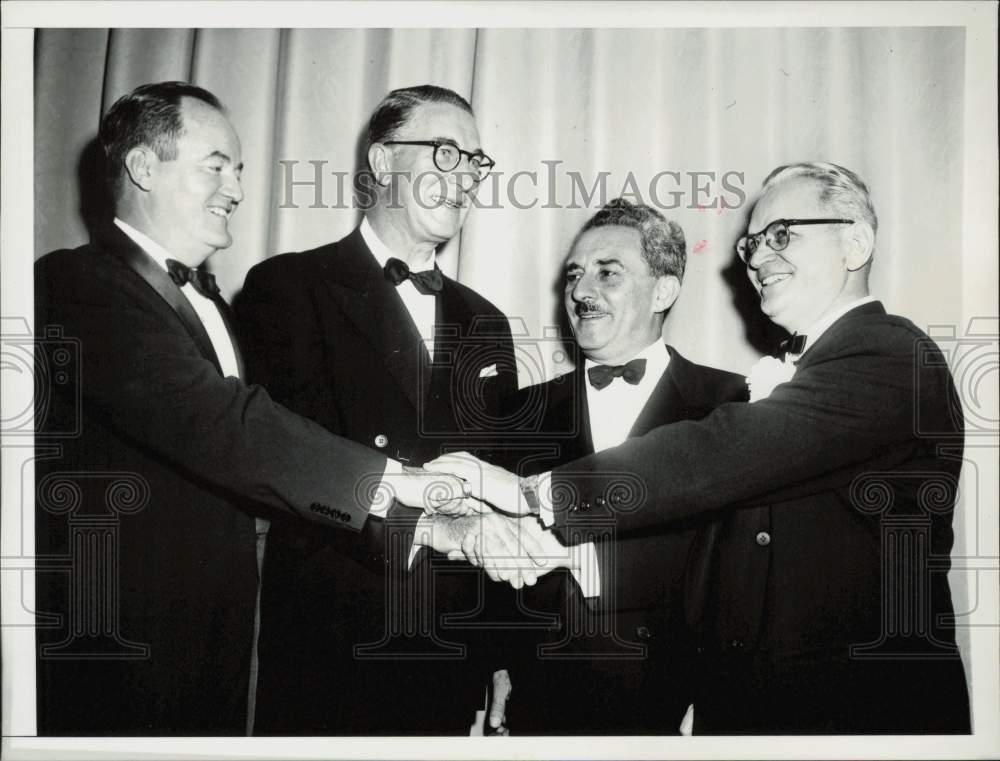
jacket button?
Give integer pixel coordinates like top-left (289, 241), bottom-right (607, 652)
top-left (594, 496), bottom-right (606, 507)
top-left (635, 625), bottom-right (652, 640)
top-left (730, 639), bottom-right (744, 649)
top-left (755, 531), bottom-right (771, 546)
top-left (579, 501), bottom-right (591, 511)
top-left (611, 492), bottom-right (624, 504)
top-left (374, 434), bottom-right (389, 448)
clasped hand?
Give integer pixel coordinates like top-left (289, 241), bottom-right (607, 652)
top-left (398, 454), bottom-right (571, 589)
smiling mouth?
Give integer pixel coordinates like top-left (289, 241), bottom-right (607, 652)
top-left (759, 273), bottom-right (791, 288)
top-left (207, 205), bottom-right (234, 220)
top-left (431, 195), bottom-right (464, 211)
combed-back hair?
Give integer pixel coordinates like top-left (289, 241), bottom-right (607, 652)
top-left (580, 197), bottom-right (687, 281)
top-left (100, 81), bottom-right (225, 199)
top-left (763, 161), bottom-right (878, 237)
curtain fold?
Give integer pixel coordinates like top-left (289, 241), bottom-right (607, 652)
top-left (34, 26), bottom-right (966, 375)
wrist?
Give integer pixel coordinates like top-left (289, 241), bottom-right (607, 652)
top-left (518, 474), bottom-right (541, 515)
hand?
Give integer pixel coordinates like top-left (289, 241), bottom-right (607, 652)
top-left (387, 468), bottom-right (469, 513)
top-left (424, 452), bottom-right (532, 515)
top-left (417, 512), bottom-right (545, 589)
top-left (487, 669), bottom-right (511, 736)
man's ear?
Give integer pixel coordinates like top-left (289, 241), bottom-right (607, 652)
top-left (652, 275), bottom-right (682, 313)
top-left (367, 143), bottom-right (392, 186)
top-left (845, 222), bottom-right (875, 271)
top-left (123, 146), bottom-right (157, 192)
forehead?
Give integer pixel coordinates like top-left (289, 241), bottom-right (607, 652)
top-left (399, 101), bottom-right (480, 146)
top-left (750, 176), bottom-right (825, 229)
top-left (566, 225), bottom-right (644, 268)
top-left (177, 98), bottom-right (241, 158)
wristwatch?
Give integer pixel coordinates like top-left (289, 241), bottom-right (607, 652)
top-left (518, 474), bottom-right (541, 515)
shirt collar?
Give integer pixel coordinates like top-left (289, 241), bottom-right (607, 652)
top-left (360, 216), bottom-right (436, 273)
top-left (114, 217), bottom-right (175, 272)
top-left (796, 295), bottom-right (878, 355)
top-left (583, 339), bottom-right (670, 379)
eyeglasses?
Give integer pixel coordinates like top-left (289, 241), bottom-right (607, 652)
top-left (737, 218), bottom-right (854, 262)
top-left (382, 139), bottom-right (496, 183)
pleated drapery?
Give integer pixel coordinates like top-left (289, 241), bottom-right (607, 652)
top-left (34, 27), bottom-right (966, 382)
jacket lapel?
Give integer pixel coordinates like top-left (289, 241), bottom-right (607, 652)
top-left (98, 223), bottom-right (223, 375)
top-left (628, 345), bottom-right (690, 437)
top-left (319, 227), bottom-right (430, 412)
top-left (555, 368), bottom-right (595, 456)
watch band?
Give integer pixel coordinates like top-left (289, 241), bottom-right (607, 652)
top-left (519, 474), bottom-right (541, 515)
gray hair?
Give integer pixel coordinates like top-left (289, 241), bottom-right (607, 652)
top-left (763, 162), bottom-right (878, 237)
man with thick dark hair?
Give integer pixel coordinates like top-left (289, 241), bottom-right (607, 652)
top-left (237, 83), bottom-right (518, 735)
top-left (34, 81), bottom-right (464, 735)
top-left (487, 198), bottom-right (747, 734)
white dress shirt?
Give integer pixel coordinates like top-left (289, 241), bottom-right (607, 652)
top-left (114, 218), bottom-right (241, 378)
top-left (584, 341), bottom-right (670, 452)
top-left (360, 216), bottom-right (438, 360)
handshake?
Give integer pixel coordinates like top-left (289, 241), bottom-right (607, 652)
top-left (390, 453), bottom-right (574, 589)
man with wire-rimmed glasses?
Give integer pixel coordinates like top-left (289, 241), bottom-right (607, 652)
top-left (236, 85), bottom-right (520, 735)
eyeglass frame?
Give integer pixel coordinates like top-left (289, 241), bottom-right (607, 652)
top-left (737, 218), bottom-right (855, 262)
top-left (381, 139), bottom-right (496, 183)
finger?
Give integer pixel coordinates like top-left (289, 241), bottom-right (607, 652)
top-left (489, 688), bottom-right (510, 730)
top-left (445, 550), bottom-right (465, 562)
top-left (514, 519), bottom-right (546, 563)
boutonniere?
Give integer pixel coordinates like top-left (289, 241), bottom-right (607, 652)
top-left (747, 356), bottom-right (796, 402)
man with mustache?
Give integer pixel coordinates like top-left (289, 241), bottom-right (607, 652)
top-left (236, 84), bottom-right (520, 735)
top-left (487, 198), bottom-right (748, 734)
top-left (33, 81), bottom-right (465, 735)
top-left (432, 163), bottom-right (970, 733)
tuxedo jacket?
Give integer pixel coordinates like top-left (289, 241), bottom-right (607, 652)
top-left (549, 302), bottom-right (970, 733)
top-left (235, 227), bottom-right (518, 735)
top-left (500, 346), bottom-right (747, 734)
top-left (33, 223), bottom-right (387, 735)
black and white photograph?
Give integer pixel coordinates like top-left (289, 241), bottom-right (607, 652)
top-left (2, 2), bottom-right (998, 759)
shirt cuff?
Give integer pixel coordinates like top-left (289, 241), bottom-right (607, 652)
top-left (568, 542), bottom-right (600, 598)
top-left (370, 458), bottom-right (403, 519)
top-left (537, 471), bottom-right (555, 526)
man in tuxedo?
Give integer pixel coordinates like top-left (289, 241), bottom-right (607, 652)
top-left (433, 162), bottom-right (970, 733)
top-left (496, 198), bottom-right (749, 734)
top-left (33, 81), bottom-right (465, 736)
top-left (235, 85), bottom-right (520, 735)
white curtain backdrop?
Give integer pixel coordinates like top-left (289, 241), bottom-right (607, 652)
top-left (35, 27), bottom-right (966, 383)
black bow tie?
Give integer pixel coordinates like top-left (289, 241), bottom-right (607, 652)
top-left (165, 258), bottom-right (221, 299)
top-left (587, 358), bottom-right (647, 390)
top-left (384, 257), bottom-right (443, 295)
top-left (779, 334), bottom-right (808, 356)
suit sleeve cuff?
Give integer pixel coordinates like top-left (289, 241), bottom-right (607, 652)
top-left (537, 471), bottom-right (555, 526)
top-left (369, 458), bottom-right (402, 519)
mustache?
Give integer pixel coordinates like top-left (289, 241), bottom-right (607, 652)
top-left (574, 301), bottom-right (603, 317)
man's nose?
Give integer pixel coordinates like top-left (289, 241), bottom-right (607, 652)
top-left (450, 165), bottom-right (480, 194)
top-left (571, 274), bottom-right (597, 303)
top-left (222, 172), bottom-right (244, 204)
top-left (747, 235), bottom-right (776, 270)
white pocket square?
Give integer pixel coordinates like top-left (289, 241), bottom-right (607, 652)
top-left (479, 364), bottom-right (498, 378)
